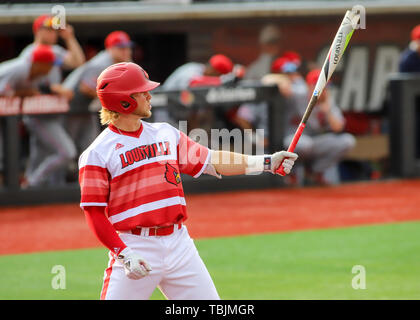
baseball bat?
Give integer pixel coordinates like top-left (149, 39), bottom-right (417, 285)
top-left (277, 9), bottom-right (360, 176)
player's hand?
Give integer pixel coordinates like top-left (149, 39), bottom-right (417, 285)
top-left (270, 151), bottom-right (298, 175)
top-left (59, 24), bottom-right (75, 40)
top-left (117, 247), bottom-right (152, 280)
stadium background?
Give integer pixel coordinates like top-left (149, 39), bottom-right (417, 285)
top-left (1, 0), bottom-right (420, 300)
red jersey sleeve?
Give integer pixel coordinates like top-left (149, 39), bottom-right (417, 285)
top-left (177, 131), bottom-right (210, 178)
top-left (79, 149), bottom-right (110, 208)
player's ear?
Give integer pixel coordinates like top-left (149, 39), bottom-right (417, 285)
top-left (120, 101), bottom-right (131, 109)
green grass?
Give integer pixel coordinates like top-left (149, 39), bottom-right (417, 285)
top-left (1, 221), bottom-right (420, 299)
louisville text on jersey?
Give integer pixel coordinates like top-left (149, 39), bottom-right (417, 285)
top-left (119, 141), bottom-right (171, 169)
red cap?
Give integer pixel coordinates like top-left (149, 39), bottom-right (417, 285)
top-left (209, 54), bottom-right (234, 75)
top-left (281, 51), bottom-right (301, 66)
top-left (306, 69), bottom-right (321, 86)
top-left (105, 31), bottom-right (133, 49)
top-left (271, 57), bottom-right (299, 73)
top-left (33, 15), bottom-right (53, 34)
top-left (32, 45), bottom-right (55, 64)
top-left (411, 25), bottom-right (420, 41)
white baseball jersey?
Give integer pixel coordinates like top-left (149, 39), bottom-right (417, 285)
top-left (79, 121), bottom-right (210, 231)
top-left (0, 58), bottom-right (51, 95)
top-left (19, 43), bottom-right (68, 86)
top-left (161, 62), bottom-right (205, 90)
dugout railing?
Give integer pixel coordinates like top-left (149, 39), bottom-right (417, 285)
top-left (0, 82), bottom-right (285, 206)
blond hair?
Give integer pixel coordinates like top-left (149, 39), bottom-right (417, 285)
top-left (99, 108), bottom-right (120, 126)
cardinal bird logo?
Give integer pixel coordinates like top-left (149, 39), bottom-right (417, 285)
top-left (165, 163), bottom-right (181, 186)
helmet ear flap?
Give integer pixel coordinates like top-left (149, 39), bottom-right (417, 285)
top-left (118, 95), bottom-right (138, 114)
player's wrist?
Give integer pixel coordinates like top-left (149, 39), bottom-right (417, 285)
top-left (117, 246), bottom-right (131, 260)
top-left (246, 155), bottom-right (272, 175)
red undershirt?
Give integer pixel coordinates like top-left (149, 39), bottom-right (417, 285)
top-left (84, 206), bottom-right (127, 255)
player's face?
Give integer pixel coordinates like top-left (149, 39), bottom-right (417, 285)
top-left (109, 46), bottom-right (132, 63)
top-left (131, 91), bottom-right (152, 118)
top-left (36, 28), bottom-right (58, 45)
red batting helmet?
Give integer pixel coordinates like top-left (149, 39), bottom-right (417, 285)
top-left (96, 62), bottom-right (160, 114)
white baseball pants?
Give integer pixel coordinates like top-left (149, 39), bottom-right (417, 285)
top-left (100, 225), bottom-right (220, 300)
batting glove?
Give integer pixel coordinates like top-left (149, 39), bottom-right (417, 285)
top-left (117, 247), bottom-right (152, 280)
top-left (246, 151), bottom-right (298, 175)
top-left (264, 151), bottom-right (298, 174)
top-left (270, 151), bottom-right (298, 175)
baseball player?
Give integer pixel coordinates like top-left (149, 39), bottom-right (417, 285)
top-left (283, 67), bottom-right (356, 185)
top-left (399, 24), bottom-right (420, 73)
top-left (0, 45), bottom-right (61, 184)
top-left (78, 62), bottom-right (298, 300)
top-left (0, 45), bottom-right (55, 97)
top-left (160, 54), bottom-right (236, 126)
top-left (18, 14), bottom-right (85, 187)
top-left (162, 54), bottom-right (234, 90)
top-left (63, 31), bottom-right (133, 157)
top-left (0, 45), bottom-right (76, 188)
top-left (244, 24), bottom-right (282, 81)
top-left (20, 14), bottom-right (85, 71)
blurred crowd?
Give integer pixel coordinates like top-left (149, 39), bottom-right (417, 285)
top-left (1, 15), bottom-right (420, 189)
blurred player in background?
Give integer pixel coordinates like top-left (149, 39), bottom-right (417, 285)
top-left (244, 24), bottom-right (282, 80)
top-left (234, 51), bottom-right (303, 152)
top-left (20, 14), bottom-right (85, 71)
top-left (0, 45), bottom-right (76, 187)
top-left (0, 46), bottom-right (55, 97)
top-left (162, 54), bottom-right (234, 90)
top-left (63, 31), bottom-right (133, 179)
top-left (399, 24), bottom-right (420, 73)
top-left (79, 62), bottom-right (298, 300)
top-left (18, 14), bottom-right (85, 187)
top-left (161, 54), bottom-right (235, 127)
top-left (283, 68), bottom-right (355, 185)
top-left (0, 45), bottom-right (58, 183)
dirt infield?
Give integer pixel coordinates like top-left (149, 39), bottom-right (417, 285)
top-left (1, 179), bottom-right (420, 255)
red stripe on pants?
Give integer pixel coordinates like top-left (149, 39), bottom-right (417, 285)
top-left (100, 254), bottom-right (116, 300)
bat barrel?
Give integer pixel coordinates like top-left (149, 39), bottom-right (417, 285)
top-left (275, 8), bottom-right (360, 177)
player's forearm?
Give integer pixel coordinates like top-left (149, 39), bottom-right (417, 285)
top-left (13, 88), bottom-right (39, 97)
top-left (210, 150), bottom-right (298, 177)
top-left (79, 82), bottom-right (97, 99)
top-left (210, 150), bottom-right (271, 176)
top-left (63, 37), bottom-right (85, 69)
top-left (210, 150), bottom-right (248, 176)
top-left (50, 84), bottom-right (74, 100)
top-left (84, 206), bottom-right (127, 255)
